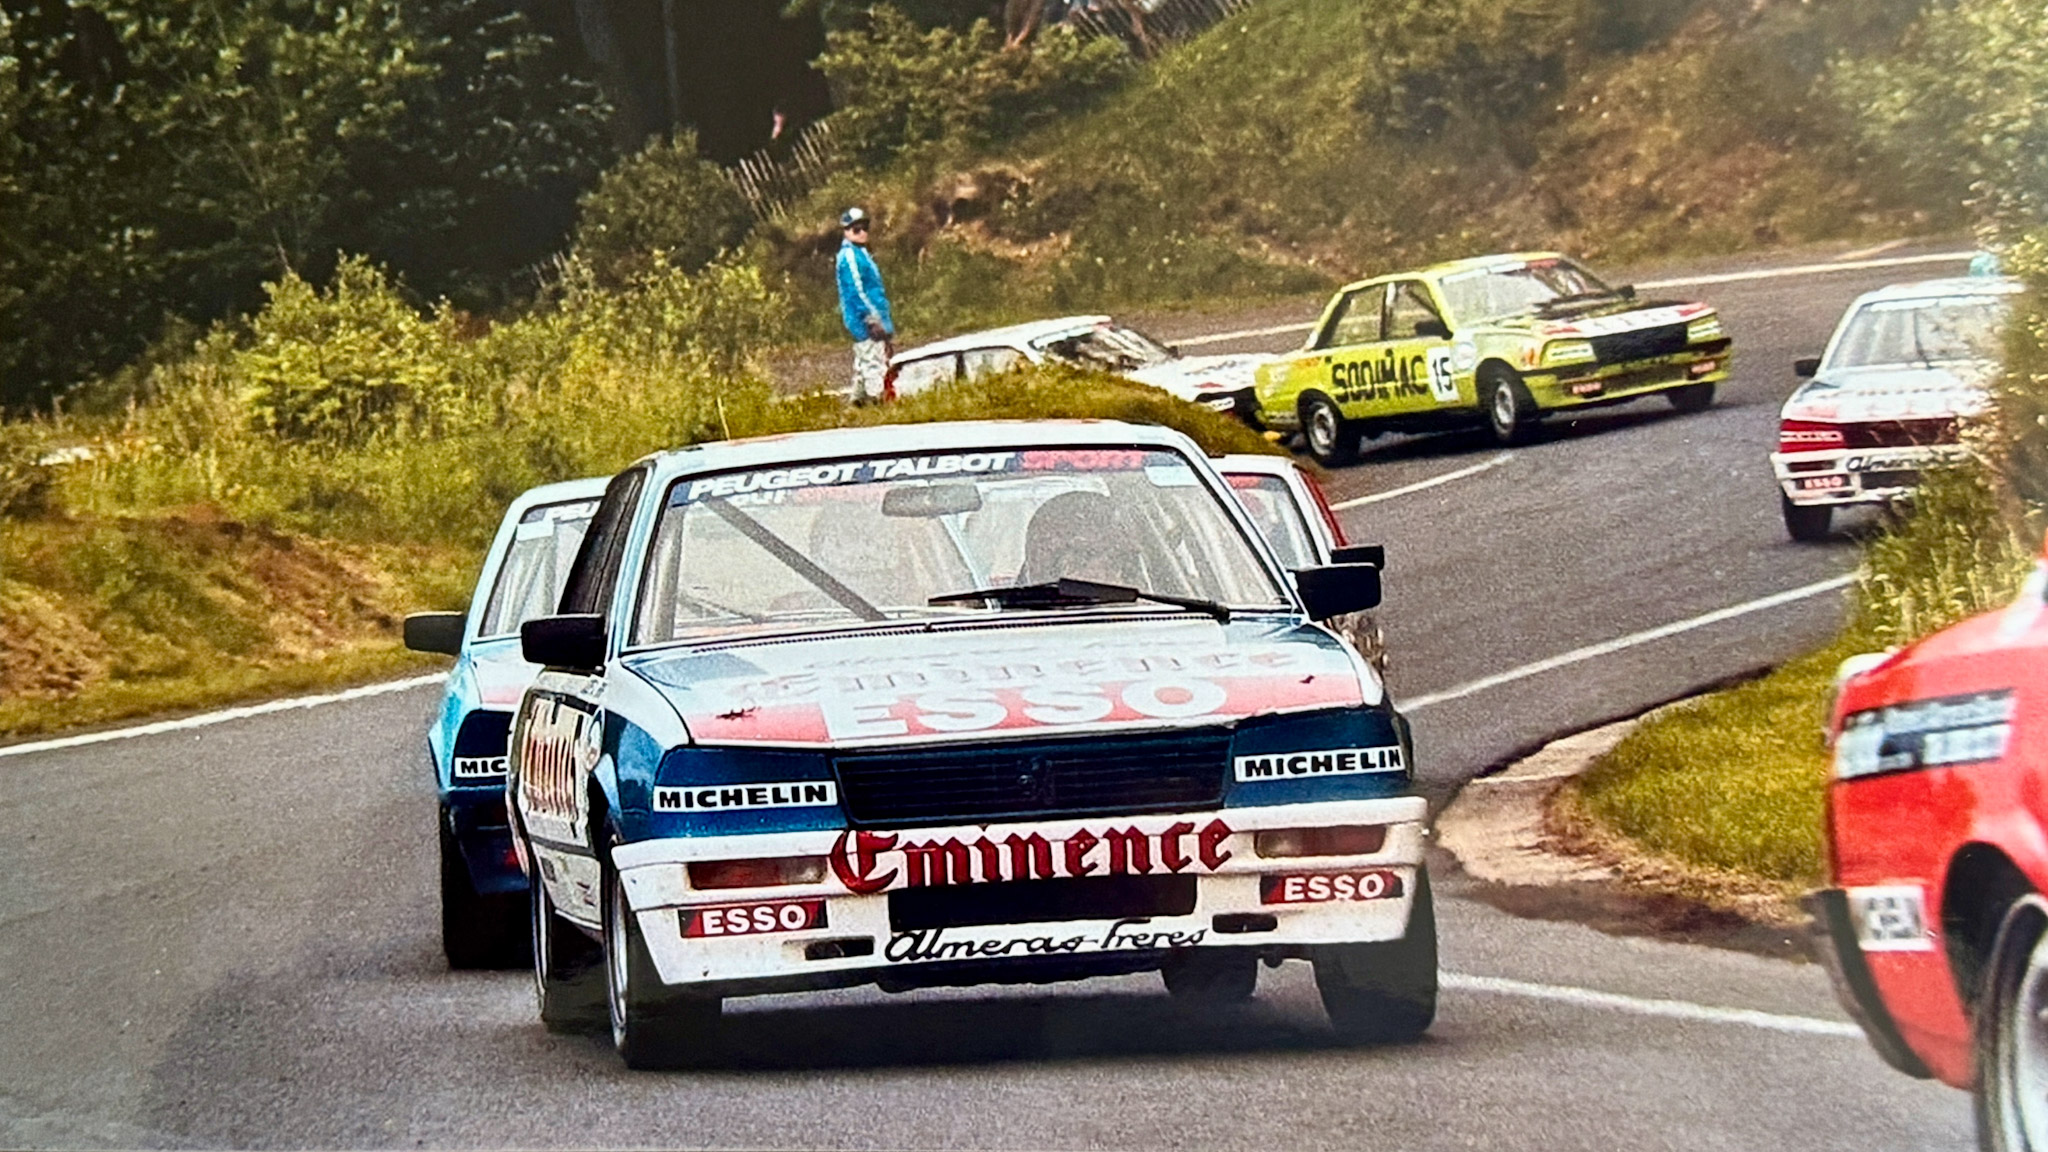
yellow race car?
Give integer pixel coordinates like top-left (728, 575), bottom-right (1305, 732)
top-left (1255, 252), bottom-right (1733, 464)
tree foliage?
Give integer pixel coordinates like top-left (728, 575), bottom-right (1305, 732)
top-left (571, 131), bottom-right (756, 288)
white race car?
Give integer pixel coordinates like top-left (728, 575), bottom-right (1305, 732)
top-left (1214, 454), bottom-right (1385, 673)
top-left (885, 316), bottom-right (1267, 421)
top-left (1772, 276), bottom-right (2021, 541)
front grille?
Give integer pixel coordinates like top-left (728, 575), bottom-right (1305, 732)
top-left (1842, 419), bottom-right (1958, 449)
top-left (1591, 322), bottom-right (1689, 364)
top-left (834, 730), bottom-right (1231, 827)
top-left (889, 874), bottom-right (1197, 931)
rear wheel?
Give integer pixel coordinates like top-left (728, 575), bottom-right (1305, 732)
top-left (440, 807), bottom-right (529, 970)
top-left (1301, 394), bottom-right (1361, 467)
top-left (1161, 948), bottom-right (1258, 1004)
top-left (532, 871), bottom-right (606, 1033)
top-left (1481, 368), bottom-right (1537, 446)
top-left (1666, 381), bottom-right (1715, 414)
top-left (1976, 896), bottom-right (2048, 1152)
top-left (605, 847), bottom-right (722, 1069)
top-left (1313, 868), bottom-right (1438, 1044)
top-left (1781, 494), bottom-right (1833, 542)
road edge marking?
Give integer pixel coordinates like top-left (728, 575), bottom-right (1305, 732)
top-left (1174, 249), bottom-right (1976, 349)
top-left (1329, 452), bottom-right (1512, 510)
top-left (1443, 972), bottom-right (1863, 1038)
top-left (1404, 574), bottom-right (1857, 711)
top-left (0, 672), bottom-right (450, 760)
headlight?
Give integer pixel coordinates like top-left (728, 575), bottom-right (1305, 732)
top-left (1688, 316), bottom-right (1724, 342)
top-left (1543, 340), bottom-right (1596, 367)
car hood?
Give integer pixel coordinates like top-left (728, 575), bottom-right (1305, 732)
top-left (1781, 364), bottom-right (1995, 423)
top-left (621, 616), bottom-right (1372, 749)
top-left (1124, 354), bottom-right (1268, 398)
top-left (1484, 300), bottom-right (1712, 339)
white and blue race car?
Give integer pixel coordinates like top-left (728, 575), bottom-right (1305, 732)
top-left (505, 421), bottom-right (1431, 1067)
top-left (404, 477), bottom-right (605, 968)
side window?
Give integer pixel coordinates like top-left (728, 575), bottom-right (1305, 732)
top-left (1315, 287), bottom-right (1386, 350)
top-left (1384, 280), bottom-right (1445, 340)
top-left (962, 346), bottom-right (1028, 380)
top-left (559, 468), bottom-right (647, 622)
top-left (892, 354), bottom-right (958, 396)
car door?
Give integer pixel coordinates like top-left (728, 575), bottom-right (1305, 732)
top-left (1259, 284), bottom-right (1389, 424)
top-left (511, 466), bottom-right (646, 927)
top-left (1382, 279), bottom-right (1463, 406)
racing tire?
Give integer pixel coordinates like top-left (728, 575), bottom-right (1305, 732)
top-left (1301, 394), bottom-right (1362, 468)
top-left (532, 871), bottom-right (606, 1034)
top-left (1975, 894), bottom-right (2048, 1152)
top-left (1480, 368), bottom-right (1537, 447)
top-left (1665, 381), bottom-right (1715, 414)
top-left (603, 848), bottom-right (722, 1070)
top-left (440, 807), bottom-right (530, 970)
top-left (1781, 494), bottom-right (1833, 543)
top-left (1161, 948), bottom-right (1258, 1004)
top-left (1312, 868), bottom-right (1438, 1045)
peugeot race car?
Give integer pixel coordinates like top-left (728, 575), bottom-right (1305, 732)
top-left (885, 316), bottom-right (1267, 421)
top-left (1214, 453), bottom-right (1386, 674)
top-left (1811, 543), bottom-right (2048, 1149)
top-left (506, 421), bottom-right (1431, 1068)
top-left (402, 478), bottom-right (605, 968)
top-left (1772, 276), bottom-right (2021, 541)
top-left (1255, 252), bottom-right (1732, 464)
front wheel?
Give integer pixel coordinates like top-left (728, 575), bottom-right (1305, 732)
top-left (604, 851), bottom-right (722, 1069)
top-left (1975, 896), bottom-right (2048, 1152)
top-left (1301, 394), bottom-right (1361, 467)
top-left (1480, 369), bottom-right (1537, 446)
top-left (1781, 494), bottom-right (1833, 543)
top-left (440, 807), bottom-right (529, 970)
top-left (1666, 380), bottom-right (1715, 414)
top-left (1313, 868), bottom-right (1438, 1044)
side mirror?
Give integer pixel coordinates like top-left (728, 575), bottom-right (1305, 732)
top-left (1794, 356), bottom-right (1821, 378)
top-left (521, 614), bottom-right (606, 672)
top-left (403, 611), bottom-right (466, 656)
top-left (1293, 563), bottom-right (1382, 620)
top-left (1414, 319), bottom-right (1451, 341)
top-left (1330, 544), bottom-right (1385, 569)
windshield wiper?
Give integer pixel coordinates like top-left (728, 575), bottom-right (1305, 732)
top-left (700, 497), bottom-right (886, 623)
top-left (930, 577), bottom-right (1231, 623)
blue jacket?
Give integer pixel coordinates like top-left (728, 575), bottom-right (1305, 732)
top-left (836, 240), bottom-right (894, 341)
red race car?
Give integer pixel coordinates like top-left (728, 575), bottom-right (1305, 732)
top-left (1812, 546), bottom-right (2048, 1150)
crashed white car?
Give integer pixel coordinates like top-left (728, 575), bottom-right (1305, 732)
top-left (1772, 276), bottom-right (2021, 541)
top-left (886, 316), bottom-right (1267, 422)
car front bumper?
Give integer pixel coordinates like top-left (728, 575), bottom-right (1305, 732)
top-left (610, 796), bottom-right (1426, 996)
top-left (1771, 444), bottom-right (1964, 506)
top-left (1525, 343), bottom-right (1731, 411)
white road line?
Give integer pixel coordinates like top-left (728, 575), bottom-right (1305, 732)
top-left (1403, 573), bottom-right (1857, 712)
top-left (1329, 452), bottom-right (1512, 510)
top-left (1173, 248), bottom-right (1976, 349)
top-left (0, 672), bottom-right (448, 760)
top-left (1443, 972), bottom-right (1863, 1039)
top-left (1636, 250), bottom-right (1974, 291)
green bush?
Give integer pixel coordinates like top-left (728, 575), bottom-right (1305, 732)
top-left (817, 6), bottom-right (1131, 168)
top-left (1850, 464), bottom-right (2033, 648)
top-left (571, 131), bottom-right (756, 288)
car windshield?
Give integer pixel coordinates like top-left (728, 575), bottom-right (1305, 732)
top-left (1225, 473), bottom-right (1317, 570)
top-left (1825, 296), bottom-right (2010, 370)
top-left (631, 447), bottom-right (1287, 645)
top-left (1033, 324), bottom-right (1175, 372)
top-left (1435, 256), bottom-right (1613, 323)
top-left (475, 497), bottom-right (599, 639)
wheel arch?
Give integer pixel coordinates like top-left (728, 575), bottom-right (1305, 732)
top-left (1942, 842), bottom-right (2037, 1011)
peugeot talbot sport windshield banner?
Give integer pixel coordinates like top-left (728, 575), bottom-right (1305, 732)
top-left (627, 621), bottom-right (1367, 746)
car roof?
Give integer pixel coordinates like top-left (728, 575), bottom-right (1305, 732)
top-left (892, 315), bottom-right (1114, 360)
top-left (506, 475), bottom-right (609, 515)
top-left (644, 419), bottom-right (1203, 478)
top-left (1211, 453), bottom-right (1301, 478)
top-left (1333, 251), bottom-right (1567, 294)
top-left (1848, 276), bottom-right (2024, 308)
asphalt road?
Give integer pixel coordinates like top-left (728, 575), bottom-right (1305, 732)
top-left (0, 242), bottom-right (1982, 1148)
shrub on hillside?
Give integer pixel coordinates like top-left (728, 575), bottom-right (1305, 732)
top-left (572, 132), bottom-right (756, 289)
top-left (0, 424), bottom-right (57, 518)
top-left (817, 6), bottom-right (1130, 167)
top-left (1851, 464), bottom-right (2033, 648)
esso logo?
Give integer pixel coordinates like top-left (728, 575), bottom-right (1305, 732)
top-left (682, 899), bottom-right (826, 938)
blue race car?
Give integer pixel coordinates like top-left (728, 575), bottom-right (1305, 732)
top-left (404, 478), bottom-right (606, 968)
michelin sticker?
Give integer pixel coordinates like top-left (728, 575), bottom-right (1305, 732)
top-left (654, 781), bottom-right (838, 812)
top-left (1234, 746), bottom-right (1404, 782)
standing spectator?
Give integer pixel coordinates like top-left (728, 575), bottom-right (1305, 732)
top-left (835, 207), bottom-right (895, 404)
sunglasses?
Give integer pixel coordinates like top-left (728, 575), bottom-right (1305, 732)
top-left (847, 223), bottom-right (869, 233)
